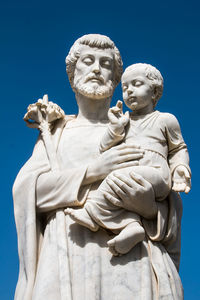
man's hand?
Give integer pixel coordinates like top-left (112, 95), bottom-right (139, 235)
top-left (103, 171), bottom-right (157, 219)
top-left (172, 165), bottom-right (191, 193)
top-left (108, 100), bottom-right (129, 135)
top-left (84, 144), bottom-right (144, 185)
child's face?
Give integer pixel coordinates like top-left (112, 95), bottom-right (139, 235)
top-left (122, 67), bottom-right (154, 113)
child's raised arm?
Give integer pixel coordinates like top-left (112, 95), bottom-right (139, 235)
top-left (99, 101), bottom-right (129, 152)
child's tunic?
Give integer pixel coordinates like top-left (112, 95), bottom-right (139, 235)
top-left (84, 110), bottom-right (190, 231)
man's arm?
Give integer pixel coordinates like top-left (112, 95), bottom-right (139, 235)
top-left (37, 143), bottom-right (144, 212)
top-left (36, 168), bottom-right (89, 213)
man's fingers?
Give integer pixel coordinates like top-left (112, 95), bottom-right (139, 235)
top-left (115, 161), bottom-right (139, 169)
top-left (107, 173), bottom-right (138, 194)
top-left (117, 154), bottom-right (143, 163)
top-left (112, 172), bottom-right (134, 188)
top-left (114, 143), bottom-right (141, 150)
top-left (118, 148), bottom-right (144, 156)
top-left (103, 192), bottom-right (122, 206)
top-left (106, 177), bottom-right (128, 198)
top-left (129, 171), bottom-right (147, 187)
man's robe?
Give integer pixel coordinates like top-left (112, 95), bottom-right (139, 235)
top-left (13, 116), bottom-right (183, 300)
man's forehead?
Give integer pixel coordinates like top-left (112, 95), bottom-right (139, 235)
top-left (79, 45), bottom-right (114, 59)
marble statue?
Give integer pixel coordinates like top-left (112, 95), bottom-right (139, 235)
top-left (66, 63), bottom-right (191, 257)
top-left (13, 34), bottom-right (191, 300)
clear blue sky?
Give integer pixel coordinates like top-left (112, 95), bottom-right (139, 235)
top-left (1, 0), bottom-right (199, 298)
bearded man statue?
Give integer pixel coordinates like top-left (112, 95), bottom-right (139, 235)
top-left (13, 34), bottom-right (183, 300)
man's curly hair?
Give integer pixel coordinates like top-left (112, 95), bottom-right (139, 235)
top-left (65, 34), bottom-right (123, 91)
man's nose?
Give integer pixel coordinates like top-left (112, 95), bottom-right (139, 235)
top-left (92, 61), bottom-right (101, 74)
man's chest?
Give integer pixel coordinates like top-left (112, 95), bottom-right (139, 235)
top-left (58, 125), bottom-right (107, 167)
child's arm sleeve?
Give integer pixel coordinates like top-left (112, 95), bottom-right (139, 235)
top-left (99, 126), bottom-right (125, 153)
top-left (164, 113), bottom-right (191, 176)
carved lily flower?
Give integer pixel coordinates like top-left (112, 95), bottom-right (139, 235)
top-left (45, 101), bottom-right (65, 123)
top-left (24, 95), bottom-right (65, 129)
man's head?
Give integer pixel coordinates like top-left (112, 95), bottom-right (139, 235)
top-left (65, 34), bottom-right (123, 99)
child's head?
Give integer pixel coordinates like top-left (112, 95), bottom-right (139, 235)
top-left (121, 63), bottom-right (163, 112)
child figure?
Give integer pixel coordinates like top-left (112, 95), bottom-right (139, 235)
top-left (66, 63), bottom-right (191, 256)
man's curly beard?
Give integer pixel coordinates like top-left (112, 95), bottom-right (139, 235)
top-left (74, 77), bottom-right (114, 99)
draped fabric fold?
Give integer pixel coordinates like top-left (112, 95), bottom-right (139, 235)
top-left (13, 117), bottom-right (183, 300)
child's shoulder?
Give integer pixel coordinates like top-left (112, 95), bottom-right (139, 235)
top-left (157, 111), bottom-right (180, 128)
top-left (157, 111), bottom-right (179, 122)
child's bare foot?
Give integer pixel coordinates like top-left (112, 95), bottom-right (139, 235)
top-left (65, 208), bottom-right (99, 232)
top-left (107, 222), bottom-right (145, 256)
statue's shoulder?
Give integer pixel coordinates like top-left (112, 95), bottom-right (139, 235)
top-left (156, 111), bottom-right (180, 129)
top-left (51, 114), bottom-right (76, 133)
top-left (64, 114), bottom-right (77, 122)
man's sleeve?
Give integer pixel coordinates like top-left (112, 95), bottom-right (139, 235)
top-left (36, 167), bottom-right (89, 212)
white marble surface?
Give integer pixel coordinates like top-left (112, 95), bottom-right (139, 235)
top-left (13, 34), bottom-right (190, 299)
top-left (66, 63), bottom-right (191, 257)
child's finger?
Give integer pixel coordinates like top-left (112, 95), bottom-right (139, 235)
top-left (110, 107), bottom-right (121, 113)
top-left (116, 100), bottom-right (123, 109)
top-left (185, 186), bottom-right (191, 193)
top-left (172, 182), bottom-right (186, 192)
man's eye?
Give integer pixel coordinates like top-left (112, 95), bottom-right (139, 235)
top-left (101, 60), bottom-right (112, 68)
top-left (82, 57), bottom-right (93, 65)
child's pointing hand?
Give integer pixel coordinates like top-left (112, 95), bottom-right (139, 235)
top-left (108, 100), bottom-right (129, 135)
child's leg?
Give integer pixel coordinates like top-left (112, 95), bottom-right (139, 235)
top-left (65, 166), bottom-right (170, 255)
top-left (65, 169), bottom-right (139, 233)
top-left (65, 164), bottom-right (167, 235)
top-left (65, 171), bottom-right (120, 232)
top-left (66, 200), bottom-right (145, 256)
top-left (98, 166), bottom-right (170, 255)
top-left (65, 207), bottom-right (99, 232)
top-left (84, 177), bottom-right (146, 256)
top-left (65, 168), bottom-right (146, 236)
top-left (107, 221), bottom-right (145, 256)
